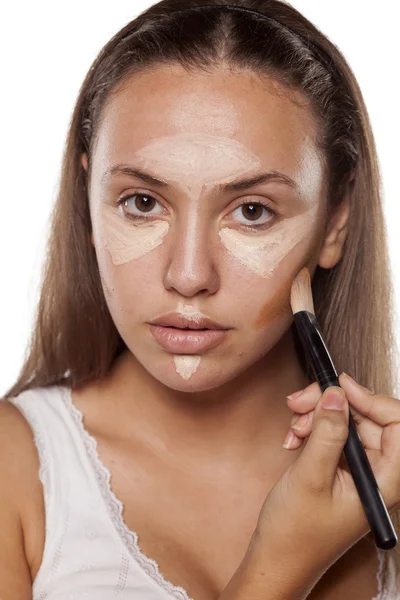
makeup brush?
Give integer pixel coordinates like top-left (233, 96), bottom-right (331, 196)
top-left (290, 267), bottom-right (397, 550)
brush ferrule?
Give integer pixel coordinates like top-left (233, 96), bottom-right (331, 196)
top-left (294, 310), bottom-right (338, 391)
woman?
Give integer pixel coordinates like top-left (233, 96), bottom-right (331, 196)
top-left (1, 1), bottom-right (399, 598)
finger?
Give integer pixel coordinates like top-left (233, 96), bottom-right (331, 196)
top-left (338, 374), bottom-right (400, 459)
top-left (291, 386), bottom-right (349, 494)
top-left (286, 381), bottom-right (321, 410)
top-left (290, 410), bottom-right (388, 460)
top-left (288, 379), bottom-right (367, 426)
top-left (282, 427), bottom-right (304, 450)
top-left (290, 410), bottom-right (314, 438)
top-left (339, 373), bottom-right (400, 428)
top-left (290, 406), bottom-right (384, 454)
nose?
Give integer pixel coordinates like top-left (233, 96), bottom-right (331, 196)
top-left (163, 210), bottom-right (220, 297)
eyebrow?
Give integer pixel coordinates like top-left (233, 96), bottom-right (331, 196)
top-left (101, 164), bottom-right (299, 193)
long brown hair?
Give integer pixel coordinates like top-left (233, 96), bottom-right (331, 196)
top-left (4, 0), bottom-right (398, 589)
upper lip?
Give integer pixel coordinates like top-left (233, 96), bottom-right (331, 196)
top-left (149, 312), bottom-right (228, 330)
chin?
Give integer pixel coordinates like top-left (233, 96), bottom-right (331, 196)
top-left (141, 351), bottom-right (257, 396)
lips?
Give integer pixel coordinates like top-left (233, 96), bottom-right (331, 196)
top-left (150, 312), bottom-right (227, 331)
top-left (149, 324), bottom-right (228, 353)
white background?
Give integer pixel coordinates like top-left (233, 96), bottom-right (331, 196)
top-left (1, 1), bottom-right (398, 395)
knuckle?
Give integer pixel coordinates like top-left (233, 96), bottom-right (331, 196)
top-left (366, 394), bottom-right (380, 417)
top-left (304, 476), bottom-right (329, 496)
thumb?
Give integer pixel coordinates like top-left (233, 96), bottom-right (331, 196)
top-left (292, 386), bottom-right (349, 493)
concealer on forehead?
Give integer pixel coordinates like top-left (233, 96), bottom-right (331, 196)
top-left (134, 133), bottom-right (260, 194)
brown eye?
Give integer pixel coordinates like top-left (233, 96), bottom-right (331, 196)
top-left (241, 203), bottom-right (264, 221)
top-left (231, 202), bottom-right (275, 227)
top-left (118, 193), bottom-right (164, 219)
top-left (130, 194), bottom-right (156, 212)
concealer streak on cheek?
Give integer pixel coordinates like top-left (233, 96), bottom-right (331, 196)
top-left (219, 204), bottom-right (319, 279)
top-left (100, 203), bottom-right (169, 266)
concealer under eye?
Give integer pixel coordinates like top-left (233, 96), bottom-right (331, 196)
top-left (116, 191), bottom-right (279, 231)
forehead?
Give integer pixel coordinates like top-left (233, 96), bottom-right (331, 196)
top-left (93, 63), bottom-right (321, 175)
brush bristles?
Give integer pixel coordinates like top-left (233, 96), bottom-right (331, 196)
top-left (290, 267), bottom-right (315, 315)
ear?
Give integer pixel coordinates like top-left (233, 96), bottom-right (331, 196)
top-left (81, 152), bottom-right (88, 171)
top-left (318, 182), bottom-right (351, 270)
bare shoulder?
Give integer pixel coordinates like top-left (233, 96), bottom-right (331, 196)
top-left (0, 398), bottom-right (43, 598)
top-left (0, 398), bottom-right (42, 491)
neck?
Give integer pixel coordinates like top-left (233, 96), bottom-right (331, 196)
top-left (92, 328), bottom-right (309, 474)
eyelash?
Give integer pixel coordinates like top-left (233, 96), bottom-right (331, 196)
top-left (116, 192), bottom-right (278, 231)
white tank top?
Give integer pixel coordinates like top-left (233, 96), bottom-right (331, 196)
top-left (6, 385), bottom-right (398, 599)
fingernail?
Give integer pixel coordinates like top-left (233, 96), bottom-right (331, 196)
top-left (282, 430), bottom-right (297, 449)
top-left (322, 387), bottom-right (346, 410)
top-left (286, 388), bottom-right (306, 401)
top-left (291, 413), bottom-right (309, 430)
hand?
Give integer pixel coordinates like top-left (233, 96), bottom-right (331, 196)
top-left (286, 373), bottom-right (400, 513)
top-left (252, 373), bottom-right (400, 592)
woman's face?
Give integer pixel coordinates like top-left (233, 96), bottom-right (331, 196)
top-left (84, 64), bottom-right (328, 391)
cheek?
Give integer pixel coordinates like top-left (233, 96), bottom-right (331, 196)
top-left (93, 205), bottom-right (169, 306)
top-left (99, 268), bottom-right (113, 299)
top-left (254, 234), bottom-right (320, 329)
top-left (255, 277), bottom-right (292, 328)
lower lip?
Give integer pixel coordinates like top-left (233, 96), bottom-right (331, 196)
top-left (149, 325), bottom-right (228, 353)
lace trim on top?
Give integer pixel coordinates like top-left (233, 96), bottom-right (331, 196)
top-left (374, 550), bottom-right (398, 600)
top-left (372, 549), bottom-right (385, 600)
top-left (59, 386), bottom-right (193, 600)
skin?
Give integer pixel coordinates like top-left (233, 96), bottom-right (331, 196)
top-left (79, 62), bottom-right (350, 473)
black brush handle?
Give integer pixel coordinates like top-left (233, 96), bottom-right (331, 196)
top-left (294, 310), bottom-right (397, 550)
